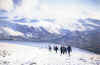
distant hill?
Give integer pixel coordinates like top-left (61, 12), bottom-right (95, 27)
top-left (0, 10), bottom-right (100, 53)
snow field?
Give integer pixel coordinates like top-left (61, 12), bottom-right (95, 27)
top-left (0, 42), bottom-right (100, 65)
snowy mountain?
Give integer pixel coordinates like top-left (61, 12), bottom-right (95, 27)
top-left (0, 10), bottom-right (100, 53)
top-left (0, 17), bottom-right (61, 41)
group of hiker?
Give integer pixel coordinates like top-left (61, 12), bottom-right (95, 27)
top-left (48, 45), bottom-right (72, 56)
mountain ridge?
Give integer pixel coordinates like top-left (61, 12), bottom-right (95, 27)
top-left (0, 14), bottom-right (100, 53)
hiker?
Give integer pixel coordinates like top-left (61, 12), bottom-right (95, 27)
top-left (48, 45), bottom-right (52, 51)
top-left (60, 46), bottom-right (66, 55)
top-left (60, 46), bottom-right (63, 54)
top-left (63, 46), bottom-right (67, 54)
top-left (67, 46), bottom-right (72, 56)
top-left (54, 46), bottom-right (58, 53)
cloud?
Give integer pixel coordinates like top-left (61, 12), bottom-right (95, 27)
top-left (0, 0), bottom-right (14, 11)
top-left (13, 0), bottom-right (40, 18)
top-left (1, 0), bottom-right (100, 19)
top-left (37, 0), bottom-right (100, 32)
top-left (1, 0), bottom-right (100, 32)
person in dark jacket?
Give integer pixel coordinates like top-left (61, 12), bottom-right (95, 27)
top-left (67, 46), bottom-right (72, 56)
top-left (60, 46), bottom-right (63, 54)
top-left (60, 46), bottom-right (66, 55)
top-left (54, 46), bottom-right (58, 53)
top-left (63, 46), bottom-right (67, 54)
top-left (48, 45), bottom-right (52, 51)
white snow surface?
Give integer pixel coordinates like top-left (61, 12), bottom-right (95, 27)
top-left (0, 41), bottom-right (100, 65)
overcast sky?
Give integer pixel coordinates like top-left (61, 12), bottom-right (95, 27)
top-left (0, 0), bottom-right (100, 31)
top-left (0, 0), bottom-right (100, 22)
top-left (0, 0), bottom-right (100, 18)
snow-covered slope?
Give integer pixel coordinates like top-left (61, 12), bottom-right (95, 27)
top-left (0, 42), bottom-right (100, 65)
top-left (0, 16), bottom-right (100, 36)
top-left (0, 10), bottom-right (100, 53)
top-left (10, 17), bottom-right (100, 33)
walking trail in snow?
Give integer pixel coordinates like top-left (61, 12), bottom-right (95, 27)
top-left (0, 42), bottom-right (100, 65)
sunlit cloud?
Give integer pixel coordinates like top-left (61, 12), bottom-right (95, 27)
top-left (39, 1), bottom-right (100, 28)
top-left (0, 0), bottom-right (14, 11)
top-left (0, 0), bottom-right (100, 32)
top-left (13, 0), bottom-right (40, 18)
top-left (0, 0), bottom-right (100, 19)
